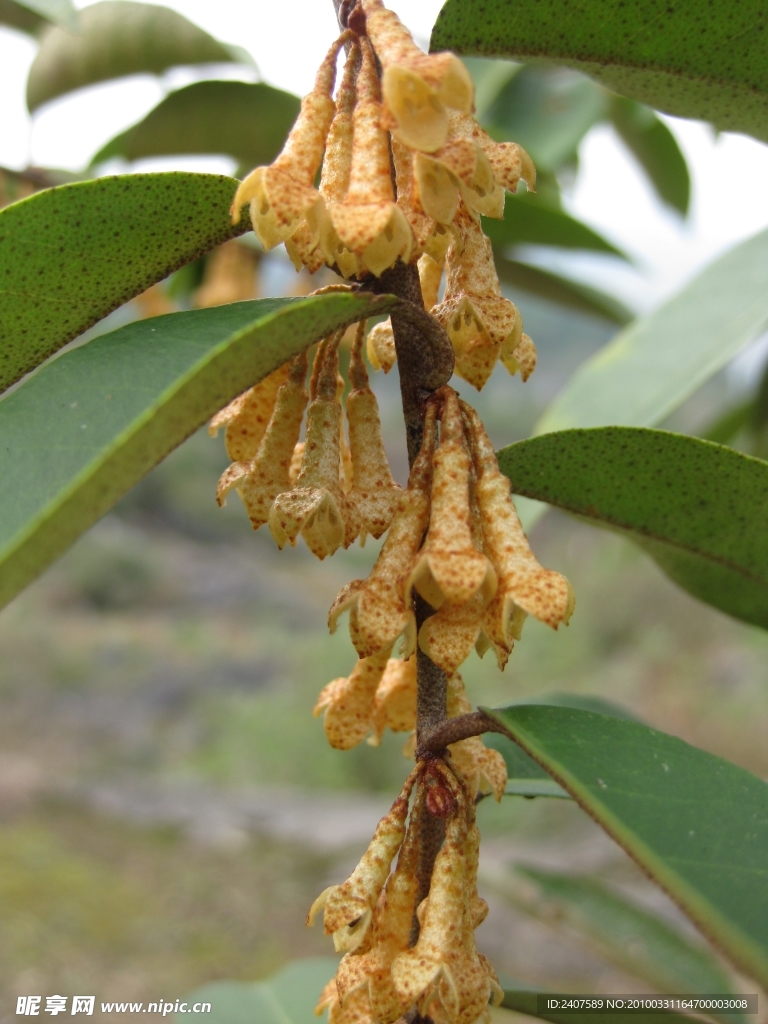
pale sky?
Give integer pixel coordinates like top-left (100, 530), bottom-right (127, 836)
top-left (2, 0), bottom-right (768, 322)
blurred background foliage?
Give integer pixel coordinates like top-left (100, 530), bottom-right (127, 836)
top-left (0, 0), bottom-right (767, 1018)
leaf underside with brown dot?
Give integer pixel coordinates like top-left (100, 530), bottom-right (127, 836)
top-left (430, 0), bottom-right (768, 143)
top-left (498, 427), bottom-right (768, 629)
top-left (0, 172), bottom-right (250, 394)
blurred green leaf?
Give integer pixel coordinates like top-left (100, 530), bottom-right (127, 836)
top-left (431, 0), bottom-right (768, 143)
top-left (701, 402), bottom-right (754, 446)
top-left (181, 958), bottom-right (339, 1024)
top-left (495, 256), bottom-right (633, 325)
top-left (27, 0), bottom-right (246, 112)
top-left (537, 228), bottom-right (768, 434)
top-left (485, 191), bottom-right (627, 258)
top-left (0, 292), bottom-right (396, 612)
top-left (481, 64), bottom-right (608, 171)
top-left (498, 427), bottom-right (768, 629)
top-left (0, 0), bottom-right (76, 33)
top-left (608, 97), bottom-right (690, 215)
top-left (0, 173), bottom-right (250, 394)
top-left (485, 704), bottom-right (768, 989)
top-left (91, 81), bottom-right (299, 169)
top-left (511, 867), bottom-right (739, 1015)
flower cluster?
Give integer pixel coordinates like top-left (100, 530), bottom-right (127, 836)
top-left (210, 321), bottom-right (401, 559)
top-left (309, 761), bottom-right (503, 1024)
top-left (229, 0), bottom-right (536, 391)
top-left (326, 386), bottom-right (573, 675)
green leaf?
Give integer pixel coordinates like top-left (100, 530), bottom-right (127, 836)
top-left (0, 292), bottom-right (396, 612)
top-left (0, 172), bottom-right (250, 394)
top-left (485, 704), bottom-right (768, 989)
top-left (500, 426), bottom-right (768, 628)
top-left (26, 0), bottom-right (245, 112)
top-left (495, 256), bottom-right (633, 325)
top-left (431, 0), bottom-right (768, 144)
top-left (608, 97), bottom-right (690, 215)
top-left (485, 694), bottom-right (640, 798)
top-left (481, 64), bottom-right (608, 171)
top-left (0, 0), bottom-right (76, 34)
top-left (91, 81), bottom-right (299, 170)
top-left (701, 402), bottom-right (754, 446)
top-left (485, 192), bottom-right (628, 258)
top-left (502, 988), bottom-right (689, 1024)
top-left (182, 957), bottom-right (339, 1024)
top-left (510, 867), bottom-right (739, 1015)
top-left (536, 228), bottom-right (768, 435)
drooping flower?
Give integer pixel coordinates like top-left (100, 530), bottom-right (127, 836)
top-left (360, 0), bottom-right (473, 153)
top-left (366, 320), bottom-right (397, 373)
top-left (344, 323), bottom-right (403, 542)
top-left (408, 388), bottom-right (497, 610)
top-left (308, 773), bottom-right (416, 952)
top-left (304, 43), bottom-right (363, 280)
top-left (314, 648), bottom-right (392, 751)
top-left (215, 352), bottom-right (308, 525)
top-left (336, 810), bottom-right (419, 1024)
top-left (209, 362), bottom-right (290, 464)
top-left (369, 655), bottom-right (417, 746)
top-left (461, 400), bottom-right (574, 668)
top-left (431, 207), bottom-right (536, 391)
top-left (269, 334), bottom-right (360, 557)
top-left (328, 402), bottom-right (438, 659)
top-left (315, 979), bottom-right (376, 1024)
top-left (231, 33), bottom-right (348, 248)
top-left (329, 38), bottom-right (412, 276)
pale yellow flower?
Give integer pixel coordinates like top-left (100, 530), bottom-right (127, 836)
top-left (209, 361), bottom-right (289, 463)
top-left (314, 649), bottom-right (392, 751)
top-left (360, 0), bottom-right (473, 153)
top-left (231, 34), bottom-right (347, 248)
top-left (329, 38), bottom-right (412, 276)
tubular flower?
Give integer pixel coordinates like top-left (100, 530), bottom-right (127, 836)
top-left (328, 402), bottom-right (438, 659)
top-left (209, 362), bottom-right (290, 463)
top-left (366, 320), bottom-right (397, 373)
top-left (446, 674), bottom-right (507, 802)
top-left (314, 648), bottom-right (392, 751)
top-left (330, 38), bottom-right (413, 276)
top-left (315, 980), bottom-right (377, 1024)
top-left (392, 137), bottom-right (453, 265)
top-left (270, 334), bottom-right (360, 557)
top-left (461, 401), bottom-right (575, 668)
top-left (414, 131), bottom-right (503, 224)
top-left (310, 43), bottom-right (363, 280)
top-left (418, 253), bottom-right (443, 309)
top-left (369, 655), bottom-right (417, 746)
top-left (408, 389), bottom-right (497, 610)
top-left (345, 323), bottom-right (402, 541)
top-left (360, 0), bottom-right (474, 153)
top-left (308, 773), bottom-right (416, 952)
top-left (336, 808), bottom-right (419, 1024)
top-left (231, 34), bottom-right (348, 248)
top-left (216, 352), bottom-right (308, 525)
top-left (432, 208), bottom-right (535, 390)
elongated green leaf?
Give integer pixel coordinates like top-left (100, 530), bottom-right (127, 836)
top-left (27, 1), bottom-right (245, 112)
top-left (0, 0), bottom-right (76, 33)
top-left (485, 694), bottom-right (642, 798)
top-left (495, 256), bottom-right (633, 325)
top-left (511, 868), bottom-right (739, 1014)
top-left (608, 97), bottom-right (690, 215)
top-left (182, 957), bottom-right (339, 1024)
top-left (481, 64), bottom-right (608, 171)
top-left (91, 81), bottom-right (299, 170)
top-left (485, 192), bottom-right (627, 258)
top-left (0, 173), bottom-right (250, 394)
top-left (431, 0), bottom-right (768, 144)
top-left (502, 988), bottom-right (689, 1024)
top-left (499, 427), bottom-right (768, 629)
top-left (0, 293), bottom-right (396, 611)
top-left (485, 704), bottom-right (768, 989)
top-left (536, 228), bottom-right (768, 435)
